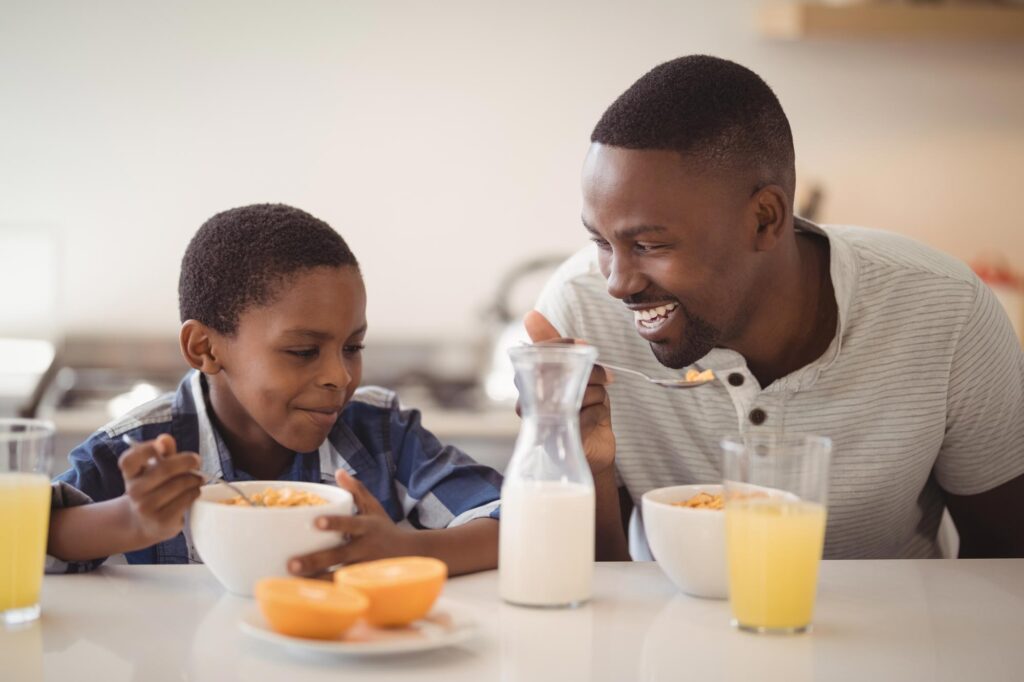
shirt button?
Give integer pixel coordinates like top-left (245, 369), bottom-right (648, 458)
top-left (749, 408), bottom-right (767, 425)
top-left (728, 373), bottom-right (744, 387)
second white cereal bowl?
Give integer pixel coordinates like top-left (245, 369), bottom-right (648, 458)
top-left (641, 484), bottom-right (728, 600)
top-left (189, 480), bottom-right (354, 596)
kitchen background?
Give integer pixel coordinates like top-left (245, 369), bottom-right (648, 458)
top-left (2, 0), bottom-right (1023, 473)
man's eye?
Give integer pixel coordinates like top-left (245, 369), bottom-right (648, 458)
top-left (590, 237), bottom-right (611, 250)
top-left (287, 348), bottom-right (319, 358)
top-left (343, 344), bottom-right (365, 356)
top-left (634, 243), bottom-right (666, 253)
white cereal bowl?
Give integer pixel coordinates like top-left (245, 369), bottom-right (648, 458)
top-left (189, 480), bottom-right (353, 597)
top-left (641, 484), bottom-right (727, 600)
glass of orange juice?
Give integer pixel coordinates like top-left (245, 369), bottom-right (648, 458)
top-left (1, 419), bottom-right (54, 627)
top-left (721, 433), bottom-right (832, 634)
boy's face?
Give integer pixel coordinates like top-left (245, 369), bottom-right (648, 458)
top-left (210, 265), bottom-right (367, 454)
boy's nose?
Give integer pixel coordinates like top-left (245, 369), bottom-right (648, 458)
top-left (320, 354), bottom-right (352, 390)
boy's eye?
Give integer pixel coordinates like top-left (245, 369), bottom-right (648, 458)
top-left (343, 344), bottom-right (365, 356)
top-left (634, 242), bottom-right (667, 253)
top-left (590, 237), bottom-right (611, 250)
top-left (287, 348), bottom-right (319, 359)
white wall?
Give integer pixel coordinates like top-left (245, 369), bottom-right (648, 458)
top-left (2, 0), bottom-right (1022, 342)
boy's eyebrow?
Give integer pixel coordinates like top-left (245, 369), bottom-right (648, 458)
top-left (282, 329), bottom-right (332, 340)
top-left (282, 324), bottom-right (368, 340)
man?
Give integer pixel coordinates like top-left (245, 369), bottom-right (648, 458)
top-left (526, 55), bottom-right (1024, 560)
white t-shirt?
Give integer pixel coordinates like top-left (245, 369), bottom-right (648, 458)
top-left (535, 219), bottom-right (1024, 559)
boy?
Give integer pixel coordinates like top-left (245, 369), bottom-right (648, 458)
top-left (47, 204), bottom-right (502, 576)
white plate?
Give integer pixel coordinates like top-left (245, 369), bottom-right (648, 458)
top-left (239, 598), bottom-right (479, 657)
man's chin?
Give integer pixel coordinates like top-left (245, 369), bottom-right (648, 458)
top-left (638, 304), bottom-right (719, 369)
top-left (649, 339), bottom-right (712, 370)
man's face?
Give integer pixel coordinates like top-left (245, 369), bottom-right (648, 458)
top-left (212, 265), bottom-right (367, 453)
top-left (582, 144), bottom-right (759, 368)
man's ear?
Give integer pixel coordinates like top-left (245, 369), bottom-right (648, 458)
top-left (180, 320), bottom-right (223, 374)
top-left (750, 185), bottom-right (790, 252)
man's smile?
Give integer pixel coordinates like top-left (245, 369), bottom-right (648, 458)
top-left (629, 301), bottom-right (679, 338)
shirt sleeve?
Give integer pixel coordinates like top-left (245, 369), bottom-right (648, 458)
top-left (934, 279), bottom-right (1024, 495)
top-left (46, 433), bottom-right (128, 574)
top-left (534, 246), bottom-right (593, 340)
top-left (389, 404), bottom-right (503, 529)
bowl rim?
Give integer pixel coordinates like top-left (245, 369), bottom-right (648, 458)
top-left (641, 483), bottom-right (724, 515)
top-left (193, 479), bottom-right (353, 511)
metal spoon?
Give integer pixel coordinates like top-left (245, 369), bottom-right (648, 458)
top-left (520, 341), bottom-right (715, 389)
top-left (596, 362), bottom-right (715, 389)
top-left (120, 434), bottom-right (262, 506)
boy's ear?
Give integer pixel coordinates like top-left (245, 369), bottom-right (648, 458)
top-left (179, 320), bottom-right (223, 374)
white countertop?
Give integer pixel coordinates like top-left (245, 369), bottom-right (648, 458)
top-left (6, 560), bottom-right (1023, 681)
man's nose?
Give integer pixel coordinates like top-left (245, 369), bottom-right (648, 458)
top-left (605, 251), bottom-right (645, 300)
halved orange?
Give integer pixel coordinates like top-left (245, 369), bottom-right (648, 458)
top-left (255, 577), bottom-right (369, 640)
top-left (333, 556), bottom-right (447, 627)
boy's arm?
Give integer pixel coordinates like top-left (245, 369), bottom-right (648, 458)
top-left (289, 399), bottom-right (503, 577)
top-left (289, 470), bottom-right (497, 576)
top-left (48, 497), bottom-right (145, 562)
top-left (405, 517), bottom-right (499, 575)
top-left (48, 435), bottom-right (203, 564)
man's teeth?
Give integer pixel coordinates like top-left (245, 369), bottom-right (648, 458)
top-left (633, 302), bottom-right (679, 327)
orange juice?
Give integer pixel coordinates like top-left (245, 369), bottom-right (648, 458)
top-left (725, 499), bottom-right (826, 632)
top-left (0, 473), bottom-right (51, 613)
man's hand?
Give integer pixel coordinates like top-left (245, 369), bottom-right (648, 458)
top-left (523, 310), bottom-right (630, 560)
top-left (287, 470), bottom-right (420, 576)
top-left (117, 434), bottom-right (203, 546)
top-left (523, 310), bottom-right (616, 477)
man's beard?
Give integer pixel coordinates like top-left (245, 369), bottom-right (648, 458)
top-left (648, 303), bottom-right (719, 369)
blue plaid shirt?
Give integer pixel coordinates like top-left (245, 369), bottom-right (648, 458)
top-left (48, 371), bottom-right (503, 573)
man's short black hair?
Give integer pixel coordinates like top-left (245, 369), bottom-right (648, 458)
top-left (592, 55), bottom-right (795, 194)
top-left (179, 203), bottom-right (359, 335)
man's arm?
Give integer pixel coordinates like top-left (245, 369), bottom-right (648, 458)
top-left (593, 471), bottom-right (630, 561)
top-left (524, 310), bottom-right (630, 561)
top-left (944, 473), bottom-right (1024, 558)
top-left (933, 278), bottom-right (1024, 558)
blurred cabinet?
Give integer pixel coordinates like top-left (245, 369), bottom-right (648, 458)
top-left (759, 2), bottom-right (1024, 41)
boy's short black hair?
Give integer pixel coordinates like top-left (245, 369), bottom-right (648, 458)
top-left (592, 55), bottom-right (795, 194)
top-left (179, 203), bottom-right (359, 335)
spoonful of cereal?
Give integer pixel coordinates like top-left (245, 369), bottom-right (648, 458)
top-left (598, 363), bottom-right (715, 389)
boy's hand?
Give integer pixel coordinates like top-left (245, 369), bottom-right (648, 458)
top-left (523, 310), bottom-right (617, 477)
top-left (117, 434), bottom-right (203, 546)
top-left (287, 470), bottom-right (420, 577)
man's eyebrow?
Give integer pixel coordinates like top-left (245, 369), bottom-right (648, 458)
top-left (582, 218), bottom-right (667, 240)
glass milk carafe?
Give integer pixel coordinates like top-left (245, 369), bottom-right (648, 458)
top-left (499, 344), bottom-right (597, 608)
